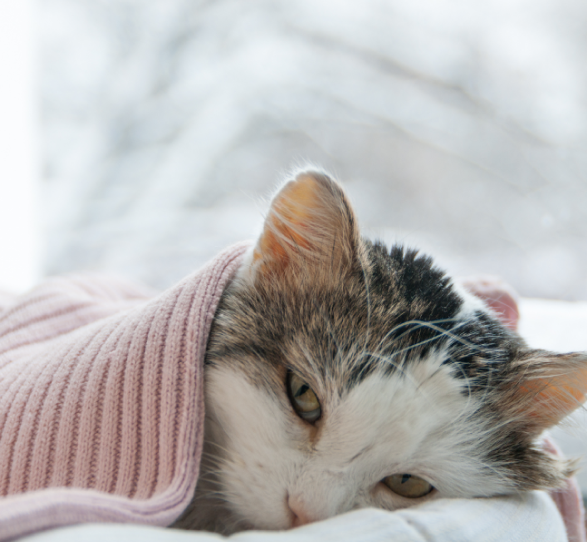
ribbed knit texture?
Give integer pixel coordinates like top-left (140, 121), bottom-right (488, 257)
top-left (0, 242), bottom-right (248, 541)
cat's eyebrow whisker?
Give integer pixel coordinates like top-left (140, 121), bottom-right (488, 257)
top-left (378, 330), bottom-right (458, 363)
top-left (378, 317), bottom-right (463, 349)
top-left (378, 323), bottom-right (506, 422)
top-left (378, 318), bottom-right (503, 367)
top-left (367, 317), bottom-right (464, 360)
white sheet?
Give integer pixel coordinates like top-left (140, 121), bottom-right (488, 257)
top-left (18, 492), bottom-right (567, 542)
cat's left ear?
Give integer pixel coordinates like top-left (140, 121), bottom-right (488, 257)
top-left (246, 171), bottom-right (361, 282)
top-left (510, 350), bottom-right (587, 430)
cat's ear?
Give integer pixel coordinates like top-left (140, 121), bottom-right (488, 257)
top-left (249, 171), bottom-right (360, 281)
top-left (510, 350), bottom-right (587, 430)
top-left (460, 275), bottom-right (519, 330)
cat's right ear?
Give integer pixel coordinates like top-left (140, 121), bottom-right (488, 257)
top-left (508, 350), bottom-right (587, 430)
top-left (244, 171), bottom-right (361, 284)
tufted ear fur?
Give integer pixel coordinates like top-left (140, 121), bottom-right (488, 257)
top-left (249, 171), bottom-right (361, 283)
top-left (508, 350), bottom-right (587, 430)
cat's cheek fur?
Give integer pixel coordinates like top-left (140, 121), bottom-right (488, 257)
top-left (197, 350), bottom-right (507, 532)
top-left (202, 365), bottom-right (318, 530)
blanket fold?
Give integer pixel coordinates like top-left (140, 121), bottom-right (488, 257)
top-left (0, 243), bottom-right (248, 541)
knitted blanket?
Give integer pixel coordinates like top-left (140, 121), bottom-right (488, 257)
top-left (0, 242), bottom-right (247, 541)
top-left (0, 242), bottom-right (584, 541)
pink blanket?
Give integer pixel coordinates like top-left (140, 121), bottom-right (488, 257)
top-left (0, 242), bottom-right (247, 540)
top-left (0, 242), bottom-right (584, 541)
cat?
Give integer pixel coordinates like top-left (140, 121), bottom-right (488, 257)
top-left (174, 170), bottom-right (587, 534)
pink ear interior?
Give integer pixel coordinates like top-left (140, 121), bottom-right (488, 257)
top-left (459, 275), bottom-right (520, 331)
top-left (517, 359), bottom-right (587, 427)
top-left (251, 172), bottom-right (358, 281)
top-left (252, 175), bottom-right (327, 277)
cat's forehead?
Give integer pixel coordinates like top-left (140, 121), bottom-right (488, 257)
top-left (365, 242), bottom-right (463, 323)
top-left (209, 239), bottom-right (516, 394)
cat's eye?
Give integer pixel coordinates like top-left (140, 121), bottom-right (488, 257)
top-left (287, 372), bottom-right (321, 423)
top-left (383, 474), bottom-right (434, 499)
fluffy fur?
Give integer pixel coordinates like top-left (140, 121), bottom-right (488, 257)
top-left (174, 171), bottom-right (587, 533)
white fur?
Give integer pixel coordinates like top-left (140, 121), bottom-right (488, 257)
top-left (231, 244), bottom-right (257, 287)
top-left (452, 281), bottom-right (488, 321)
top-left (201, 347), bottom-right (508, 532)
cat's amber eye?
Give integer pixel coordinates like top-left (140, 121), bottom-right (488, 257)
top-left (287, 372), bottom-right (321, 423)
top-left (383, 474), bottom-right (434, 499)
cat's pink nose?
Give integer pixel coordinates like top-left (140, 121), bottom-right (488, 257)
top-left (288, 495), bottom-right (315, 528)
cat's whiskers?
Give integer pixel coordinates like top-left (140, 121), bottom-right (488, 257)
top-left (354, 349), bottom-right (409, 381)
top-left (361, 322), bottom-right (459, 372)
top-left (389, 320), bottom-right (480, 356)
top-left (360, 319), bottom-right (491, 421)
top-left (204, 417), bottom-right (242, 455)
top-left (200, 453), bottom-right (230, 473)
top-left (361, 318), bottom-right (463, 374)
top-left (375, 317), bottom-right (462, 352)
top-left (392, 319), bottom-right (509, 423)
top-left (369, 318), bottom-right (509, 396)
top-left (202, 438), bottom-right (236, 458)
top-left (344, 319), bottom-right (463, 393)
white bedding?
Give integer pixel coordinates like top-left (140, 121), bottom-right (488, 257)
top-left (19, 493), bottom-right (567, 542)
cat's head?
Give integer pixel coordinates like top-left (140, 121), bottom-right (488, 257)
top-left (200, 171), bottom-right (587, 532)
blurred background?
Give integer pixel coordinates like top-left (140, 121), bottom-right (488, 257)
top-left (2, 0), bottom-right (587, 300)
top-left (2, 0), bottom-right (587, 499)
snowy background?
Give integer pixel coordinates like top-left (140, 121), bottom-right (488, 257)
top-left (37, 0), bottom-right (587, 300)
top-left (0, 0), bottom-right (37, 293)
